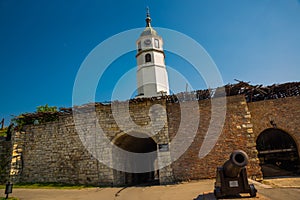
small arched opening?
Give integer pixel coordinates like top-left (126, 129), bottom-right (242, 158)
top-left (145, 53), bottom-right (152, 62)
top-left (112, 133), bottom-right (158, 186)
top-left (256, 128), bottom-right (300, 177)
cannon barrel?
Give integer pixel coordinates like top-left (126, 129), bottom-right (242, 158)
top-left (214, 150), bottom-right (257, 198)
top-left (223, 150), bottom-right (249, 178)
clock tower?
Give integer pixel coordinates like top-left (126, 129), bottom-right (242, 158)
top-left (136, 8), bottom-right (170, 97)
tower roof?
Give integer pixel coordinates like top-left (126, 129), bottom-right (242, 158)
top-left (140, 7), bottom-right (158, 37)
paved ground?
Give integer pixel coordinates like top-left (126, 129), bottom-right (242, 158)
top-left (1, 177), bottom-right (300, 200)
top-left (256, 177), bottom-right (300, 200)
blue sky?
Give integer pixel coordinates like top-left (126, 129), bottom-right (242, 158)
top-left (1, 0), bottom-right (300, 125)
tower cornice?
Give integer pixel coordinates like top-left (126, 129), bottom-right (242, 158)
top-left (135, 49), bottom-right (165, 58)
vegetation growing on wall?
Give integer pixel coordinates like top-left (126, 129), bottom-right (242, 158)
top-left (0, 128), bottom-right (7, 138)
top-left (36, 104), bottom-right (58, 113)
top-left (12, 104), bottom-right (61, 128)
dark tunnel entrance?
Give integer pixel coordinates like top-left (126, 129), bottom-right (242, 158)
top-left (113, 133), bottom-right (158, 186)
top-left (256, 128), bottom-right (300, 177)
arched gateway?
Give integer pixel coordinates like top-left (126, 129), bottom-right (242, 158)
top-left (256, 128), bottom-right (300, 177)
top-left (112, 133), bottom-right (159, 186)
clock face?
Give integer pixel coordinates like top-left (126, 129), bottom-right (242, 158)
top-left (144, 39), bottom-right (152, 45)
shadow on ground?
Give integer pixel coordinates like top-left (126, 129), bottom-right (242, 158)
top-left (194, 192), bottom-right (257, 200)
top-left (194, 192), bottom-right (216, 200)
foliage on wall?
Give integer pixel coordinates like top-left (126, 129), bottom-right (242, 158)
top-left (12, 104), bottom-right (60, 128)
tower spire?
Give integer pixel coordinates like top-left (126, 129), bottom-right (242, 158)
top-left (145, 6), bottom-right (152, 27)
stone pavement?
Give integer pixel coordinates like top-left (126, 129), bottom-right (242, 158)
top-left (261, 176), bottom-right (300, 188)
top-left (255, 177), bottom-right (300, 200)
top-left (1, 177), bottom-right (300, 200)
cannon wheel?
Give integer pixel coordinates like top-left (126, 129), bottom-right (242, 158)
top-left (214, 187), bottom-right (222, 199)
top-left (249, 184), bottom-right (257, 197)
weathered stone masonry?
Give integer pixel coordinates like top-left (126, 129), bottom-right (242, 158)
top-left (169, 95), bottom-right (261, 181)
top-left (0, 140), bottom-right (12, 184)
top-left (4, 95), bottom-right (300, 185)
top-left (248, 96), bottom-right (300, 156)
top-left (9, 99), bottom-right (174, 185)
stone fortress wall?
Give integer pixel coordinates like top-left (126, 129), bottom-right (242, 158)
top-left (0, 140), bottom-right (12, 184)
top-left (1, 94), bottom-right (300, 186)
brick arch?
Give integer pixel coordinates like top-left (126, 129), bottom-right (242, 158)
top-left (111, 131), bottom-right (159, 146)
top-left (112, 132), bottom-right (157, 153)
top-left (270, 128), bottom-right (300, 156)
top-left (253, 125), bottom-right (300, 157)
top-left (256, 128), bottom-right (300, 177)
top-left (256, 128), bottom-right (298, 150)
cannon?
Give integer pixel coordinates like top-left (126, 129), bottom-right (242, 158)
top-left (214, 150), bottom-right (257, 198)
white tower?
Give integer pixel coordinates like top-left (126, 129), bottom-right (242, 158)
top-left (136, 8), bottom-right (170, 97)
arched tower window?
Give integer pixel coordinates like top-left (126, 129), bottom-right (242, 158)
top-left (145, 53), bottom-right (151, 62)
top-left (138, 41), bottom-right (142, 52)
top-left (155, 39), bottom-right (159, 48)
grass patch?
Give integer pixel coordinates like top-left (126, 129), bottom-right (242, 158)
top-left (1, 183), bottom-right (96, 190)
top-left (0, 198), bottom-right (19, 200)
top-left (0, 129), bottom-right (7, 137)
